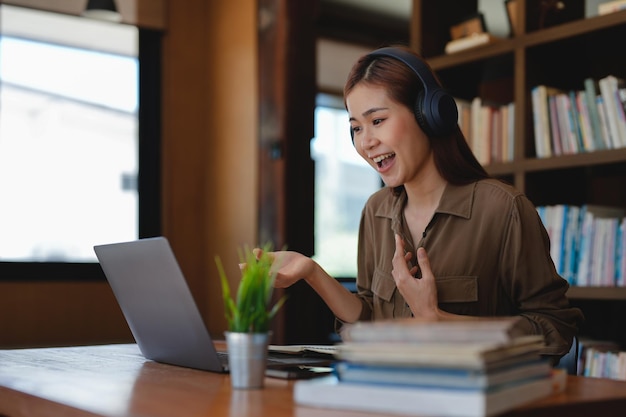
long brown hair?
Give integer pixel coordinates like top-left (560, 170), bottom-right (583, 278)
top-left (344, 45), bottom-right (489, 186)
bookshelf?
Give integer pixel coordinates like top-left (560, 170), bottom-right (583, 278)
top-left (411, 0), bottom-right (626, 349)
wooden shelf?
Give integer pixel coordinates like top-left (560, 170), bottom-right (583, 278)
top-left (567, 286), bottom-right (626, 300)
top-left (428, 38), bottom-right (517, 70)
top-left (428, 10), bottom-right (626, 71)
top-left (486, 147), bottom-right (626, 176)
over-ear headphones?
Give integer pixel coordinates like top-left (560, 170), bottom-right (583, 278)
top-left (354, 47), bottom-right (458, 139)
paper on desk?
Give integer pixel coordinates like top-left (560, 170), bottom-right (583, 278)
top-left (268, 345), bottom-right (340, 356)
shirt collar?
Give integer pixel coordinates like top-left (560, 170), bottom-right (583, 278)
top-left (375, 182), bottom-right (476, 225)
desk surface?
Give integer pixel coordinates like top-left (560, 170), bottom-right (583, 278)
top-left (1, 343), bottom-right (626, 417)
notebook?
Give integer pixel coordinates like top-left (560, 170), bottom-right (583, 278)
top-left (94, 236), bottom-right (334, 374)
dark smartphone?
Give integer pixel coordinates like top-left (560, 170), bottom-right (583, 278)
top-left (265, 364), bottom-right (334, 380)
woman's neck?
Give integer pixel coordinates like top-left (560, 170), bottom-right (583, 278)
top-left (403, 171), bottom-right (447, 215)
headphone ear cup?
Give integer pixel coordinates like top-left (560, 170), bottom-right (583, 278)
top-left (428, 91), bottom-right (458, 137)
top-left (413, 91), bottom-right (432, 136)
top-left (417, 90), bottom-right (458, 137)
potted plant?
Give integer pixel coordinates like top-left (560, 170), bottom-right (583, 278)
top-left (215, 244), bottom-right (286, 389)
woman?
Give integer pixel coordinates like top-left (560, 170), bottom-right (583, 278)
top-left (262, 45), bottom-right (583, 362)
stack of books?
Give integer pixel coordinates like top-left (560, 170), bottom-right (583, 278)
top-left (294, 317), bottom-right (564, 417)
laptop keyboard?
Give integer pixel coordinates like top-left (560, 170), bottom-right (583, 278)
top-left (217, 351), bottom-right (229, 366)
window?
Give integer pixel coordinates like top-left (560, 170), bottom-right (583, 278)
top-left (311, 94), bottom-right (382, 278)
top-left (0, 6), bottom-right (160, 277)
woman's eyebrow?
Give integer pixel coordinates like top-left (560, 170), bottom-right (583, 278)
top-left (349, 107), bottom-right (389, 122)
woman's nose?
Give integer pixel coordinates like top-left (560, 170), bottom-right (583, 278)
top-left (359, 130), bottom-right (378, 151)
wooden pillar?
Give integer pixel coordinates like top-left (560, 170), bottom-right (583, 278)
top-left (258, 0), bottom-right (317, 343)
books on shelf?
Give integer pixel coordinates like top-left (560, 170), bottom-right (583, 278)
top-left (579, 338), bottom-right (626, 380)
top-left (455, 97), bottom-right (514, 165)
top-left (529, 76), bottom-right (626, 158)
top-left (294, 369), bottom-right (564, 417)
top-left (536, 204), bottom-right (626, 286)
top-left (445, 33), bottom-right (502, 54)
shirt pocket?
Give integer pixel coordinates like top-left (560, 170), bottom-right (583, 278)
top-left (436, 275), bottom-right (478, 315)
top-left (371, 268), bottom-right (397, 318)
top-left (436, 276), bottom-right (478, 303)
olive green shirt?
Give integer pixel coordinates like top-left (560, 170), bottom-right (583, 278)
top-left (355, 179), bottom-right (583, 357)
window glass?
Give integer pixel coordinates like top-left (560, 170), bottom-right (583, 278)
top-left (311, 94), bottom-right (382, 278)
top-left (0, 7), bottom-right (138, 262)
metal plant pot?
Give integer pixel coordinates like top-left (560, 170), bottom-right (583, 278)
top-left (224, 331), bottom-right (270, 389)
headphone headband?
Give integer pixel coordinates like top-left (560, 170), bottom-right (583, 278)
top-left (366, 47), bottom-right (458, 137)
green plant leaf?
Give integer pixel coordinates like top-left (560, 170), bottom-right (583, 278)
top-left (215, 243), bottom-right (287, 333)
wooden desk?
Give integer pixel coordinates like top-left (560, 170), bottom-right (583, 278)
top-left (1, 344), bottom-right (626, 417)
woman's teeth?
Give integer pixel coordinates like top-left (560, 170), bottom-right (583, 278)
top-left (373, 153), bottom-right (395, 167)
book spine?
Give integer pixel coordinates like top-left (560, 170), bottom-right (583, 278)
top-left (576, 90), bottom-right (594, 152)
top-left (596, 95), bottom-right (614, 149)
top-left (613, 84), bottom-right (626, 147)
top-left (583, 78), bottom-right (606, 150)
top-left (548, 95), bottom-right (562, 155)
top-left (555, 94), bottom-right (574, 154)
top-left (507, 102), bottom-right (515, 161)
top-left (618, 218), bottom-right (626, 286)
top-left (598, 76), bottom-right (623, 148)
top-left (531, 86), bottom-right (551, 158)
top-left (568, 90), bottom-right (585, 152)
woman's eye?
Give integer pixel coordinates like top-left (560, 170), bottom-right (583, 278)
top-left (351, 126), bottom-right (361, 134)
top-left (372, 118), bottom-right (384, 126)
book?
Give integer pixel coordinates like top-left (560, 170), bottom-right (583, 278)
top-left (562, 205), bottom-right (581, 285)
top-left (598, 75), bottom-right (625, 148)
top-left (501, 102), bottom-right (515, 162)
top-left (340, 316), bottom-right (530, 345)
top-left (584, 77), bottom-right (607, 150)
top-left (576, 90), bottom-right (595, 151)
top-left (596, 95), bottom-right (612, 148)
top-left (335, 336), bottom-right (545, 371)
top-left (294, 371), bottom-right (560, 417)
top-left (554, 93), bottom-right (575, 154)
top-left (334, 358), bottom-right (552, 390)
top-left (568, 89), bottom-right (585, 152)
top-left (548, 94), bottom-right (563, 155)
top-left (444, 33), bottom-right (502, 54)
top-left (598, 0), bottom-right (626, 15)
top-left (615, 217), bottom-right (626, 287)
top-left (530, 85), bottom-right (552, 158)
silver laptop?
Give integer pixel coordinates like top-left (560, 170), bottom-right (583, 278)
top-left (94, 237), bottom-right (333, 374)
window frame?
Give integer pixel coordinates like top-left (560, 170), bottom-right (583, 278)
top-left (0, 28), bottom-right (162, 282)
top-left (312, 92), bottom-right (383, 283)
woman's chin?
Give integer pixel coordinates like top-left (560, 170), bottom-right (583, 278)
top-left (382, 179), bottom-right (400, 188)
